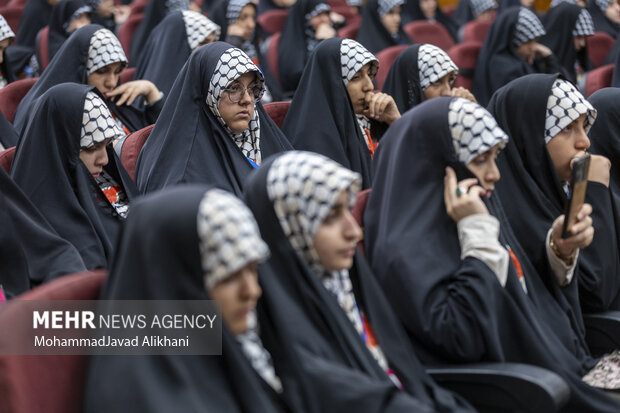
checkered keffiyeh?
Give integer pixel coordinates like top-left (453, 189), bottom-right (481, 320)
top-left (417, 44), bottom-right (458, 90)
top-left (86, 29), bottom-right (127, 75)
top-left (544, 79), bottom-right (596, 143)
top-left (512, 7), bottom-right (546, 48)
top-left (80, 91), bottom-right (125, 148)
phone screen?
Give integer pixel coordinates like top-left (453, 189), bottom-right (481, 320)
top-left (562, 154), bottom-right (590, 239)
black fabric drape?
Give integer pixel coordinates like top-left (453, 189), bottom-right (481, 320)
top-left (489, 73), bottom-right (620, 313)
top-left (452, 0), bottom-right (474, 27)
top-left (472, 6), bottom-right (561, 105)
top-left (540, 2), bottom-right (592, 83)
top-left (11, 83), bottom-right (137, 270)
top-left (587, 1), bottom-right (619, 38)
top-left (357, 0), bottom-right (411, 54)
top-left (129, 0), bottom-right (182, 65)
top-left (0, 166), bottom-right (86, 298)
top-left (363, 96), bottom-right (620, 412)
top-left (14, 24), bottom-right (156, 135)
top-left (135, 41), bottom-right (292, 196)
top-left (381, 44), bottom-right (425, 113)
top-left (0, 109), bottom-right (17, 148)
top-left (243, 155), bottom-right (476, 413)
top-left (16, 0), bottom-right (52, 49)
top-left (48, 0), bottom-right (90, 61)
top-left (400, 0), bottom-right (458, 41)
top-left (282, 38), bottom-right (373, 189)
top-left (84, 185), bottom-right (301, 413)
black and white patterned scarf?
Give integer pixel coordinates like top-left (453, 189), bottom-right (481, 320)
top-left (266, 151), bottom-right (392, 372)
top-left (340, 39), bottom-right (378, 142)
top-left (470, 0), bottom-right (496, 16)
top-left (305, 2), bottom-right (331, 53)
top-left (573, 9), bottom-right (595, 37)
top-left (196, 188), bottom-right (281, 393)
top-left (377, 0), bottom-right (404, 17)
top-left (80, 91), bottom-right (125, 148)
top-left (0, 15), bottom-right (14, 43)
top-left (512, 7), bottom-right (546, 49)
top-left (64, 6), bottom-right (92, 34)
top-left (206, 47), bottom-right (265, 164)
top-left (226, 0), bottom-right (252, 25)
top-left (417, 44), bottom-right (458, 90)
top-left (86, 29), bottom-right (127, 75)
top-left (449, 98), bottom-right (508, 164)
top-left (544, 79), bottom-right (596, 144)
top-left (182, 11), bottom-right (220, 50)
top-left (595, 0), bottom-right (613, 12)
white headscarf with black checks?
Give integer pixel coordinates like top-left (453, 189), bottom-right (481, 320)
top-left (267, 151), bottom-right (393, 371)
top-left (377, 0), bottom-right (404, 17)
top-left (545, 79), bottom-right (596, 143)
top-left (470, 0), bottom-right (496, 16)
top-left (449, 98), bottom-right (508, 164)
top-left (512, 7), bottom-right (546, 49)
top-left (340, 39), bottom-right (378, 85)
top-left (595, 0), bottom-right (612, 12)
top-left (206, 47), bottom-right (265, 164)
top-left (226, 0), bottom-right (252, 25)
top-left (86, 29), bottom-right (127, 75)
top-left (573, 9), bottom-right (595, 37)
top-left (418, 44), bottom-right (459, 90)
top-left (80, 91), bottom-right (125, 148)
top-left (0, 15), bottom-right (14, 42)
top-left (182, 11), bottom-right (220, 50)
top-left (166, 0), bottom-right (190, 13)
top-left (196, 188), bottom-right (281, 393)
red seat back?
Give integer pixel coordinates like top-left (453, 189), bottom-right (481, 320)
top-left (338, 17), bottom-right (361, 40)
top-left (118, 13), bottom-right (144, 57)
top-left (375, 45), bottom-right (407, 90)
top-left (0, 271), bottom-right (107, 413)
top-left (462, 19), bottom-right (493, 43)
top-left (120, 124), bottom-right (154, 180)
top-left (0, 145), bottom-right (15, 173)
top-left (351, 188), bottom-right (371, 255)
top-left (587, 31), bottom-right (615, 68)
top-left (120, 67), bottom-right (136, 84)
top-left (257, 9), bottom-right (289, 35)
top-left (268, 32), bottom-right (281, 85)
top-left (263, 101), bottom-right (291, 128)
top-left (0, 5), bottom-right (23, 33)
top-left (585, 63), bottom-right (614, 98)
top-left (404, 20), bottom-right (455, 52)
top-left (35, 26), bottom-right (50, 71)
top-left (0, 77), bottom-right (37, 123)
top-left (447, 41), bottom-right (482, 90)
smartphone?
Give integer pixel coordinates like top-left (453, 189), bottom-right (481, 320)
top-left (562, 154), bottom-right (590, 239)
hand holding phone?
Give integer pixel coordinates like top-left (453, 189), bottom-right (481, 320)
top-left (562, 154), bottom-right (590, 238)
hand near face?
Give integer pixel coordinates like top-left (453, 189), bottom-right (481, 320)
top-left (113, 5), bottom-right (130, 25)
top-left (530, 43), bottom-right (552, 64)
top-left (363, 92), bottom-right (401, 125)
top-left (105, 80), bottom-right (163, 106)
top-left (444, 167), bottom-right (490, 222)
top-left (587, 154), bottom-right (611, 187)
top-left (315, 23), bottom-right (337, 39)
top-left (450, 86), bottom-right (477, 103)
top-left (550, 203), bottom-right (594, 259)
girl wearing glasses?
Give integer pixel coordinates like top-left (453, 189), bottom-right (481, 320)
top-left (135, 42), bottom-right (292, 196)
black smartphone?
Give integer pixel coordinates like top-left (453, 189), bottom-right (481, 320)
top-left (562, 154), bottom-right (590, 239)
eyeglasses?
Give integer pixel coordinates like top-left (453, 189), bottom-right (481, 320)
top-left (223, 82), bottom-right (264, 103)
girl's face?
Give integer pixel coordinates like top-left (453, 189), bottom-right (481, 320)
top-left (68, 12), bottom-right (91, 33)
top-left (606, 0), bottom-right (620, 23)
top-left (79, 140), bottom-right (109, 178)
top-left (424, 71), bottom-right (456, 100)
top-left (310, 11), bottom-right (330, 30)
top-left (0, 38), bottom-right (11, 65)
top-left (236, 4), bottom-right (257, 40)
top-left (313, 191), bottom-right (362, 272)
top-left (546, 113), bottom-right (590, 181)
top-left (574, 35), bottom-right (586, 51)
top-left (419, 0), bottom-right (437, 19)
top-left (466, 144), bottom-right (502, 192)
top-left (380, 6), bottom-right (401, 35)
top-left (346, 62), bottom-right (376, 115)
top-left (209, 262), bottom-right (262, 335)
top-left (87, 61), bottom-right (123, 95)
top-left (218, 72), bottom-right (258, 134)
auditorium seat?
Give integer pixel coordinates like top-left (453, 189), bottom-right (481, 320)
top-left (585, 63), bottom-right (614, 97)
top-left (0, 145), bottom-right (15, 173)
top-left (120, 124), bottom-right (153, 180)
top-left (404, 20), bottom-right (455, 52)
top-left (35, 26), bottom-right (50, 71)
top-left (0, 270), bottom-right (107, 413)
top-left (374, 45), bottom-right (407, 90)
top-left (257, 9), bottom-right (288, 35)
top-left (267, 32), bottom-right (281, 85)
top-left (462, 19), bottom-right (493, 43)
top-left (263, 101), bottom-right (290, 129)
top-left (117, 13), bottom-right (144, 57)
top-left (447, 41), bottom-right (482, 90)
top-left (588, 31), bottom-right (615, 68)
top-left (0, 77), bottom-right (37, 123)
